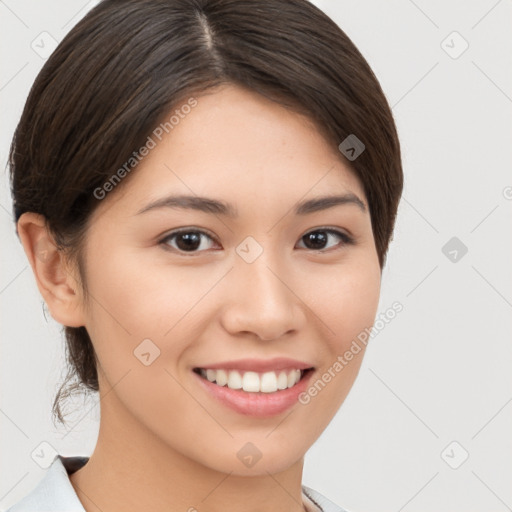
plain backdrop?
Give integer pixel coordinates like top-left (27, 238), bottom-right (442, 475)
top-left (1, 1), bottom-right (511, 511)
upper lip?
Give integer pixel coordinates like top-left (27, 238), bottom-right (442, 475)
top-left (195, 357), bottom-right (315, 373)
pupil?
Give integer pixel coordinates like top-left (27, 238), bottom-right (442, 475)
top-left (305, 231), bottom-right (327, 249)
top-left (177, 232), bottom-right (200, 251)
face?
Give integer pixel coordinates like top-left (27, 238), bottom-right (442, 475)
top-left (76, 83), bottom-right (381, 475)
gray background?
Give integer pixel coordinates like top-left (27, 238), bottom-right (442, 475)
top-left (1, 1), bottom-right (511, 511)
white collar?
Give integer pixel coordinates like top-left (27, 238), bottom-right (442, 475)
top-left (6, 454), bottom-right (88, 511)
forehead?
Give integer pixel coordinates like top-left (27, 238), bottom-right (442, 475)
top-left (93, 84), bottom-right (366, 220)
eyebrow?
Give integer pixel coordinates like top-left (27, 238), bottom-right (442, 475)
top-left (135, 192), bottom-right (367, 217)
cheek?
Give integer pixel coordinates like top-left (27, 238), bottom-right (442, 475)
top-left (85, 245), bottom-right (217, 343)
top-left (83, 249), bottom-right (213, 452)
top-left (82, 248), bottom-right (225, 420)
top-left (305, 256), bottom-right (381, 353)
top-left (295, 256), bottom-right (381, 413)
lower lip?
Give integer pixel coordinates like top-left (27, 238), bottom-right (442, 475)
top-left (193, 369), bottom-right (314, 418)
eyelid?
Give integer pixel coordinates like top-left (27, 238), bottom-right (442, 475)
top-left (161, 226), bottom-right (218, 240)
top-left (303, 225), bottom-right (354, 240)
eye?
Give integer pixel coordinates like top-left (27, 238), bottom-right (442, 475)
top-left (159, 228), bottom-right (218, 254)
top-left (159, 227), bottom-right (355, 255)
top-left (296, 228), bottom-right (354, 251)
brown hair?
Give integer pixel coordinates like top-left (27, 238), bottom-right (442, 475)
top-left (9, 0), bottom-right (403, 426)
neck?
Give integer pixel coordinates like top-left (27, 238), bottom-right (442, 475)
top-left (69, 382), bottom-right (309, 512)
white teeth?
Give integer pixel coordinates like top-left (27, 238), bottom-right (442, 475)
top-left (199, 368), bottom-right (305, 393)
top-left (215, 369), bottom-right (228, 386)
top-left (260, 371), bottom-right (277, 393)
top-left (227, 370), bottom-right (242, 390)
top-left (288, 369), bottom-right (301, 388)
top-left (242, 371), bottom-right (260, 392)
top-left (276, 371), bottom-right (288, 390)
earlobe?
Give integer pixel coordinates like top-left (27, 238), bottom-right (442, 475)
top-left (17, 212), bottom-right (86, 328)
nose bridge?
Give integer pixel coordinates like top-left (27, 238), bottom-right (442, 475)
top-left (239, 254), bottom-right (287, 308)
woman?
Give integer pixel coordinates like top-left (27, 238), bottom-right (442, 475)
top-left (7, 0), bottom-right (403, 510)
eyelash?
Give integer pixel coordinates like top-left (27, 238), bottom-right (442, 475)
top-left (158, 227), bottom-right (355, 256)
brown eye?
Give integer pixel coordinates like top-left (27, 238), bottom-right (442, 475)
top-left (297, 229), bottom-right (354, 251)
top-left (160, 229), bottom-right (217, 253)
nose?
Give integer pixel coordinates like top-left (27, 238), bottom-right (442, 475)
top-left (220, 253), bottom-right (306, 341)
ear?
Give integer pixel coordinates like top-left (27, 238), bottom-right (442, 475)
top-left (17, 212), bottom-right (86, 328)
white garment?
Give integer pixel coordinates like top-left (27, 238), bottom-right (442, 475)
top-left (5, 454), bottom-right (348, 512)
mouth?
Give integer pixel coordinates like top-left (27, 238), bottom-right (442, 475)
top-left (192, 362), bottom-right (315, 417)
top-left (193, 367), bottom-right (314, 393)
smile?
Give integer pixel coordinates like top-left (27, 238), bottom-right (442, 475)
top-left (192, 357), bottom-right (315, 417)
top-left (194, 368), bottom-right (310, 393)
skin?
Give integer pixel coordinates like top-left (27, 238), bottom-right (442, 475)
top-left (18, 83), bottom-right (381, 512)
